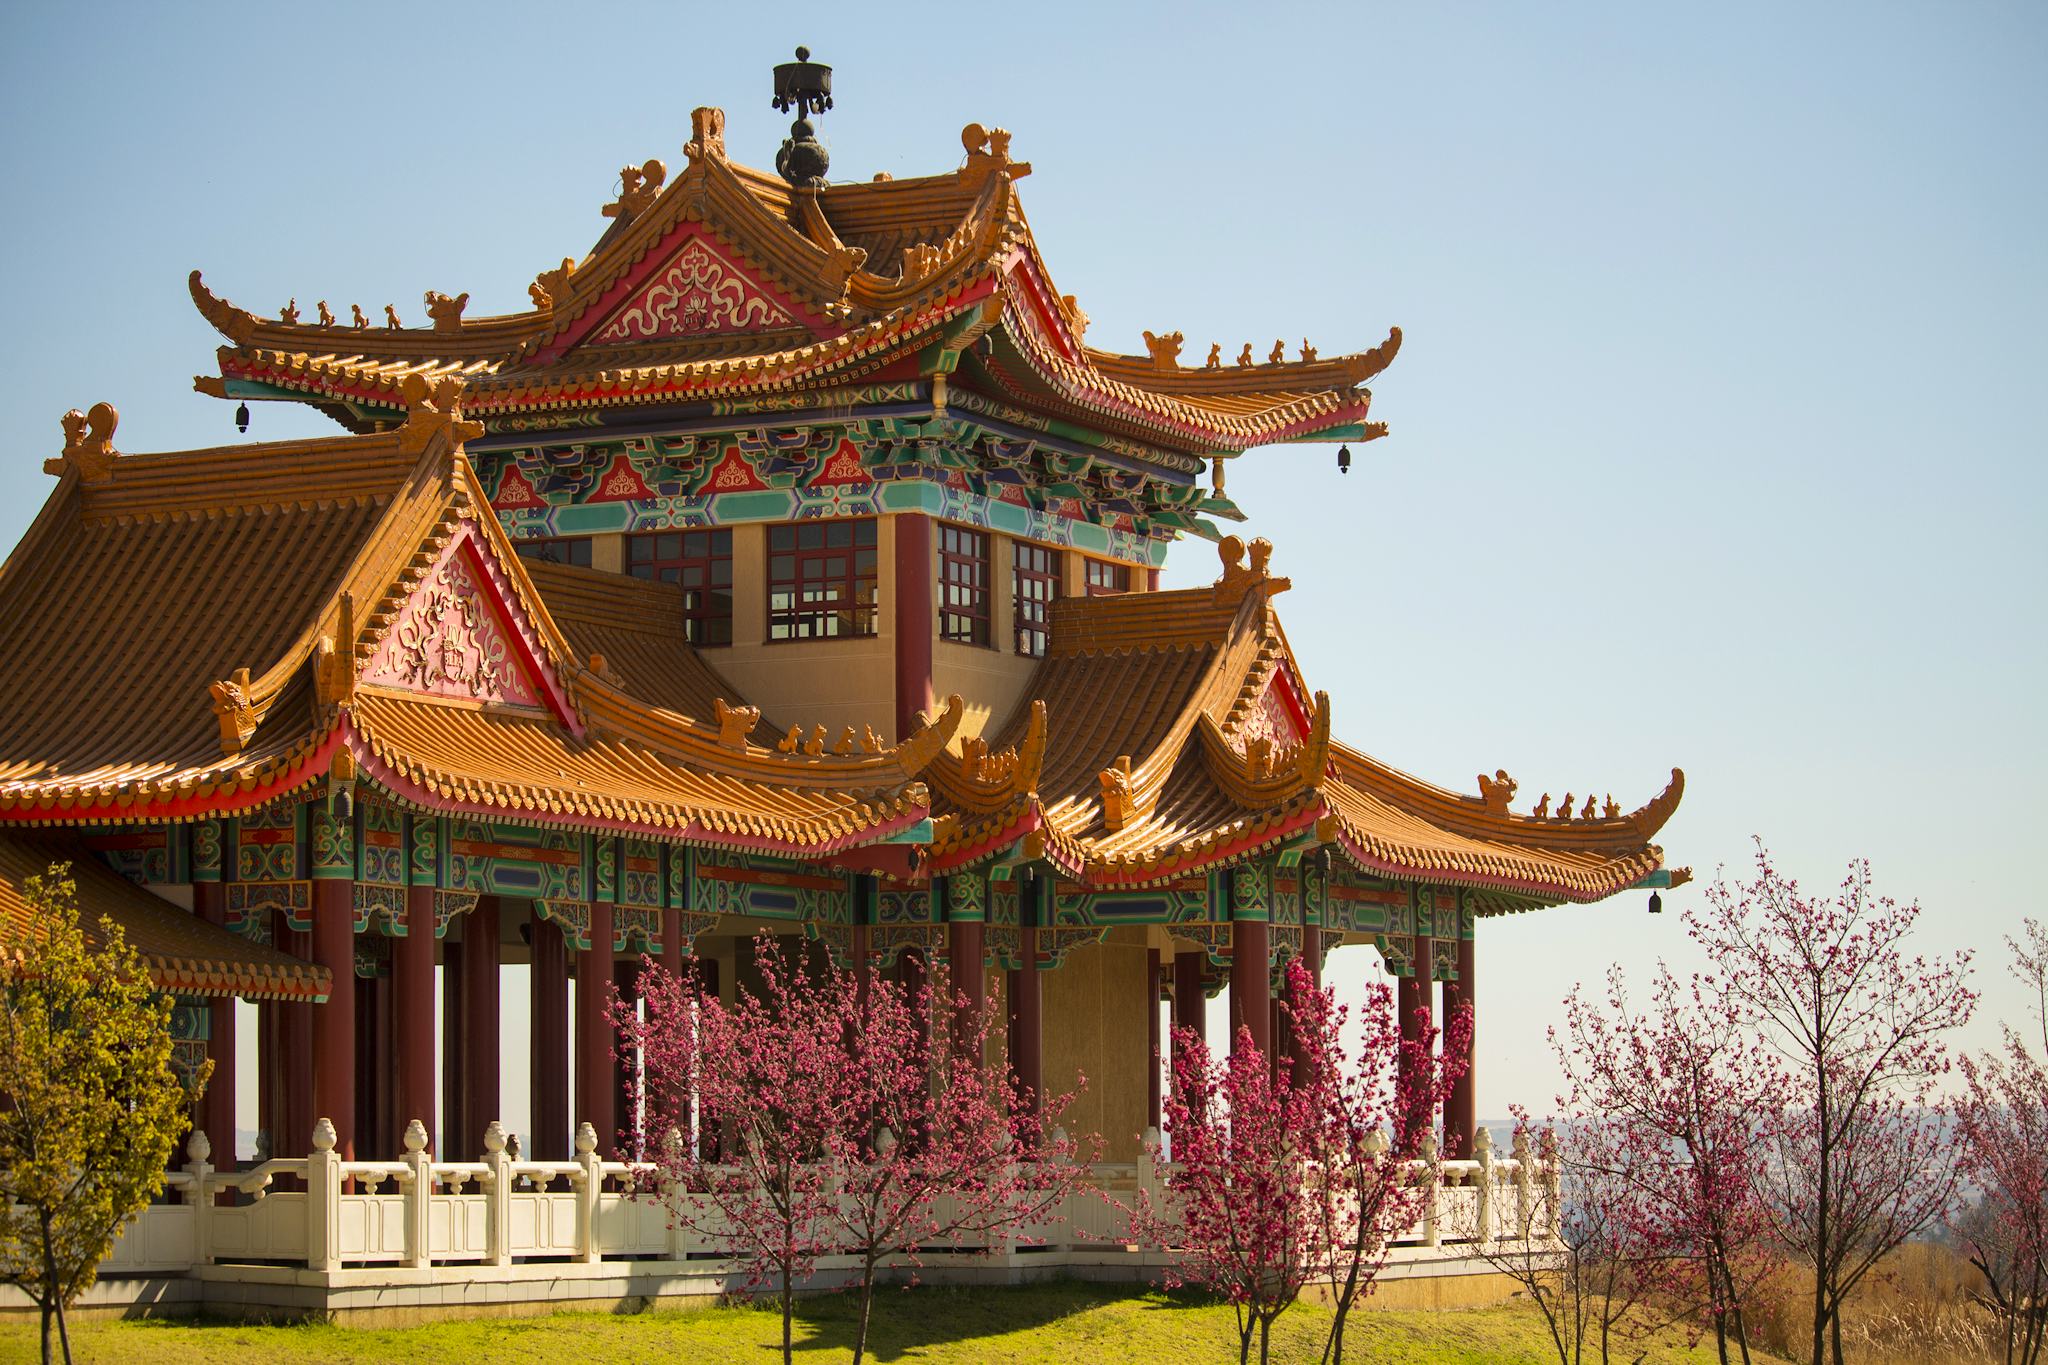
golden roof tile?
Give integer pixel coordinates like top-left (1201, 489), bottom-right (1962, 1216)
top-left (0, 833), bottom-right (330, 1001)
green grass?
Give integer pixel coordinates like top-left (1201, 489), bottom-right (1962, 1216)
top-left (0, 1282), bottom-right (1789, 1364)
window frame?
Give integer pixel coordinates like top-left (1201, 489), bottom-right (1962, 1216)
top-left (1084, 557), bottom-right (1133, 597)
top-left (626, 528), bottom-right (735, 647)
top-left (1012, 539), bottom-right (1062, 657)
top-left (938, 523), bottom-right (993, 648)
top-left (513, 536), bottom-right (594, 569)
top-left (766, 518), bottom-right (880, 642)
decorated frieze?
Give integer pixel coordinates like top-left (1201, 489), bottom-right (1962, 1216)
top-left (235, 803), bottom-right (305, 884)
top-left (480, 424), bottom-right (1179, 564)
top-left (227, 880), bottom-right (309, 936)
top-left (689, 848), bottom-right (850, 923)
top-left (78, 826), bottom-right (180, 886)
top-left (871, 922), bottom-right (943, 970)
top-left (168, 997), bottom-right (209, 1093)
top-left (190, 819), bottom-right (224, 883)
top-left (358, 800), bottom-right (406, 888)
top-left (877, 888), bottom-right (936, 926)
top-left (352, 883), bottom-right (406, 936)
top-left (442, 819), bottom-right (589, 901)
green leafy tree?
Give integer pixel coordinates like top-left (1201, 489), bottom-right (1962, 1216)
top-left (0, 864), bottom-right (205, 1365)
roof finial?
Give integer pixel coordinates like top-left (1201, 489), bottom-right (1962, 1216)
top-left (772, 45), bottom-right (834, 187)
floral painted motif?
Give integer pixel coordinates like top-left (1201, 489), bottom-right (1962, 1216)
top-left (363, 547), bottom-right (539, 707)
top-left (591, 237), bottom-right (794, 343)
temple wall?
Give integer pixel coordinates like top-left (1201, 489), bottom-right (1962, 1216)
top-left (711, 520), bottom-right (896, 738)
top-left (1037, 928), bottom-right (1151, 1164)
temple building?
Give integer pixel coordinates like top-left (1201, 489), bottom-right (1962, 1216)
top-left (0, 59), bottom-right (1683, 1184)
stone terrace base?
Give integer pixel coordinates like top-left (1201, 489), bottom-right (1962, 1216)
top-left (9, 1247), bottom-right (1523, 1328)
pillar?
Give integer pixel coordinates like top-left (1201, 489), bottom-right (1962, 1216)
top-left (613, 956), bottom-right (642, 1153)
top-left (1170, 949), bottom-right (1206, 1100)
top-left (946, 917), bottom-right (985, 1063)
top-left (1444, 932), bottom-right (1476, 1156)
top-left (1229, 919), bottom-right (1272, 1060)
top-left (529, 912), bottom-right (570, 1161)
top-left (275, 921), bottom-right (315, 1159)
top-left (192, 882), bottom-right (236, 1169)
top-left (696, 954), bottom-right (721, 1160)
top-left (1288, 925), bottom-right (1322, 1089)
top-left (441, 938), bottom-right (465, 1151)
top-left (893, 511), bottom-right (934, 743)
top-left (310, 876), bottom-right (357, 1161)
top-left (460, 897), bottom-right (501, 1158)
top-left (1398, 934), bottom-right (1436, 1152)
top-left (1145, 948), bottom-right (1162, 1130)
top-left (576, 901), bottom-right (616, 1156)
top-left (396, 886), bottom-right (437, 1154)
top-left (355, 969), bottom-right (390, 1159)
top-left (1013, 923), bottom-right (1041, 1126)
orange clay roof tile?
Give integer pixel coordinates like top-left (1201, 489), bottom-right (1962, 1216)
top-left (0, 832), bottom-right (330, 1001)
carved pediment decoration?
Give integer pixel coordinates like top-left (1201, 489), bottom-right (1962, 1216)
top-left (588, 235), bottom-right (796, 344)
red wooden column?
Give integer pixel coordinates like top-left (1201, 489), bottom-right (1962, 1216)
top-left (947, 918), bottom-right (985, 1064)
top-left (576, 901), bottom-right (617, 1156)
top-left (1170, 950), bottom-right (1206, 1102)
top-left (192, 881), bottom-right (236, 1169)
top-left (441, 939), bottom-right (466, 1149)
top-left (1013, 923), bottom-right (1042, 1127)
top-left (613, 956), bottom-right (643, 1152)
top-left (275, 921), bottom-right (315, 1159)
top-left (1229, 920), bottom-right (1272, 1061)
top-left (1288, 925), bottom-right (1322, 1089)
top-left (893, 512), bottom-right (935, 743)
top-left (1397, 933), bottom-right (1436, 1152)
top-left (529, 912), bottom-right (570, 1161)
top-left (696, 954), bottom-right (721, 1161)
top-left (310, 875), bottom-right (357, 1160)
top-left (396, 886), bottom-right (437, 1152)
top-left (1443, 931), bottom-right (1477, 1156)
top-left (1145, 948), bottom-right (1162, 1130)
top-left (459, 897), bottom-right (501, 1158)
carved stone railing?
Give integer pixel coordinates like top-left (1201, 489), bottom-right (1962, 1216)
top-left (82, 1118), bottom-right (1557, 1282)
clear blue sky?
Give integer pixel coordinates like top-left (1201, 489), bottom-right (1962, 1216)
top-left (2, 2), bottom-right (2042, 1127)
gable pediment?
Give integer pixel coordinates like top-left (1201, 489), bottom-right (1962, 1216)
top-left (357, 520), bottom-right (575, 728)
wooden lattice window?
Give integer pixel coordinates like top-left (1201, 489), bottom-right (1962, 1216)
top-left (768, 519), bottom-right (878, 640)
top-left (514, 536), bottom-right (592, 568)
top-left (628, 529), bottom-right (734, 646)
top-left (1013, 541), bottom-right (1062, 656)
top-left (939, 524), bottom-right (991, 647)
top-left (1085, 558), bottom-right (1132, 596)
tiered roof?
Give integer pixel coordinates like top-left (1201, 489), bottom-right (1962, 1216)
top-left (188, 112), bottom-right (1396, 462)
top-left (924, 540), bottom-right (1682, 912)
top-left (0, 392), bottom-right (950, 851)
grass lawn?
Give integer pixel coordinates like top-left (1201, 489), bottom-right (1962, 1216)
top-left (0, 1282), bottom-right (1792, 1364)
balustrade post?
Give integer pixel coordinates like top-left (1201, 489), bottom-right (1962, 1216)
top-left (400, 1119), bottom-right (432, 1267)
top-left (183, 1130), bottom-right (215, 1266)
top-left (573, 1121), bottom-right (602, 1264)
top-left (1472, 1125), bottom-right (1495, 1248)
top-left (483, 1120), bottom-right (512, 1267)
top-left (307, 1118), bottom-right (342, 1272)
top-left (1419, 1133), bottom-right (1441, 1248)
top-left (1512, 1129), bottom-right (1533, 1240)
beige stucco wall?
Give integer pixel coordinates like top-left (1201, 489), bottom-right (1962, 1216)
top-left (712, 519), bottom-right (896, 739)
top-left (1037, 927), bottom-right (1153, 1164)
top-left (588, 533), bottom-right (625, 574)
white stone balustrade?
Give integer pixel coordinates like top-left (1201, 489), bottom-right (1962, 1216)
top-left (74, 1119), bottom-right (1559, 1290)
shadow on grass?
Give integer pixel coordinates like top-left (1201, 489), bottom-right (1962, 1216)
top-left (757, 1277), bottom-right (1204, 1360)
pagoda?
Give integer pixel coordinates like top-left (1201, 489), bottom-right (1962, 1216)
top-left (0, 52), bottom-right (1682, 1179)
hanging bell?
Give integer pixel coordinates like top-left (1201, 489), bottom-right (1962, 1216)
top-left (1336, 444), bottom-right (1351, 474)
top-left (235, 402), bottom-right (250, 434)
top-left (1648, 892), bottom-right (1663, 915)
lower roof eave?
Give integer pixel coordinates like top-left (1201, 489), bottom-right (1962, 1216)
top-left (1331, 827), bottom-right (1663, 907)
top-left (347, 727), bottom-right (929, 859)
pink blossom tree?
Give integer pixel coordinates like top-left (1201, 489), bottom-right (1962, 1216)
top-left (1283, 959), bottom-right (1473, 1365)
top-left (616, 938), bottom-right (858, 1363)
top-left (1953, 917), bottom-right (2048, 1365)
top-left (1690, 844), bottom-right (1976, 1365)
top-left (1477, 1114), bottom-right (1677, 1365)
top-left (1555, 963), bottom-right (1782, 1365)
top-left (825, 961), bottom-right (1097, 1365)
top-left (1140, 1019), bottom-right (1319, 1365)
